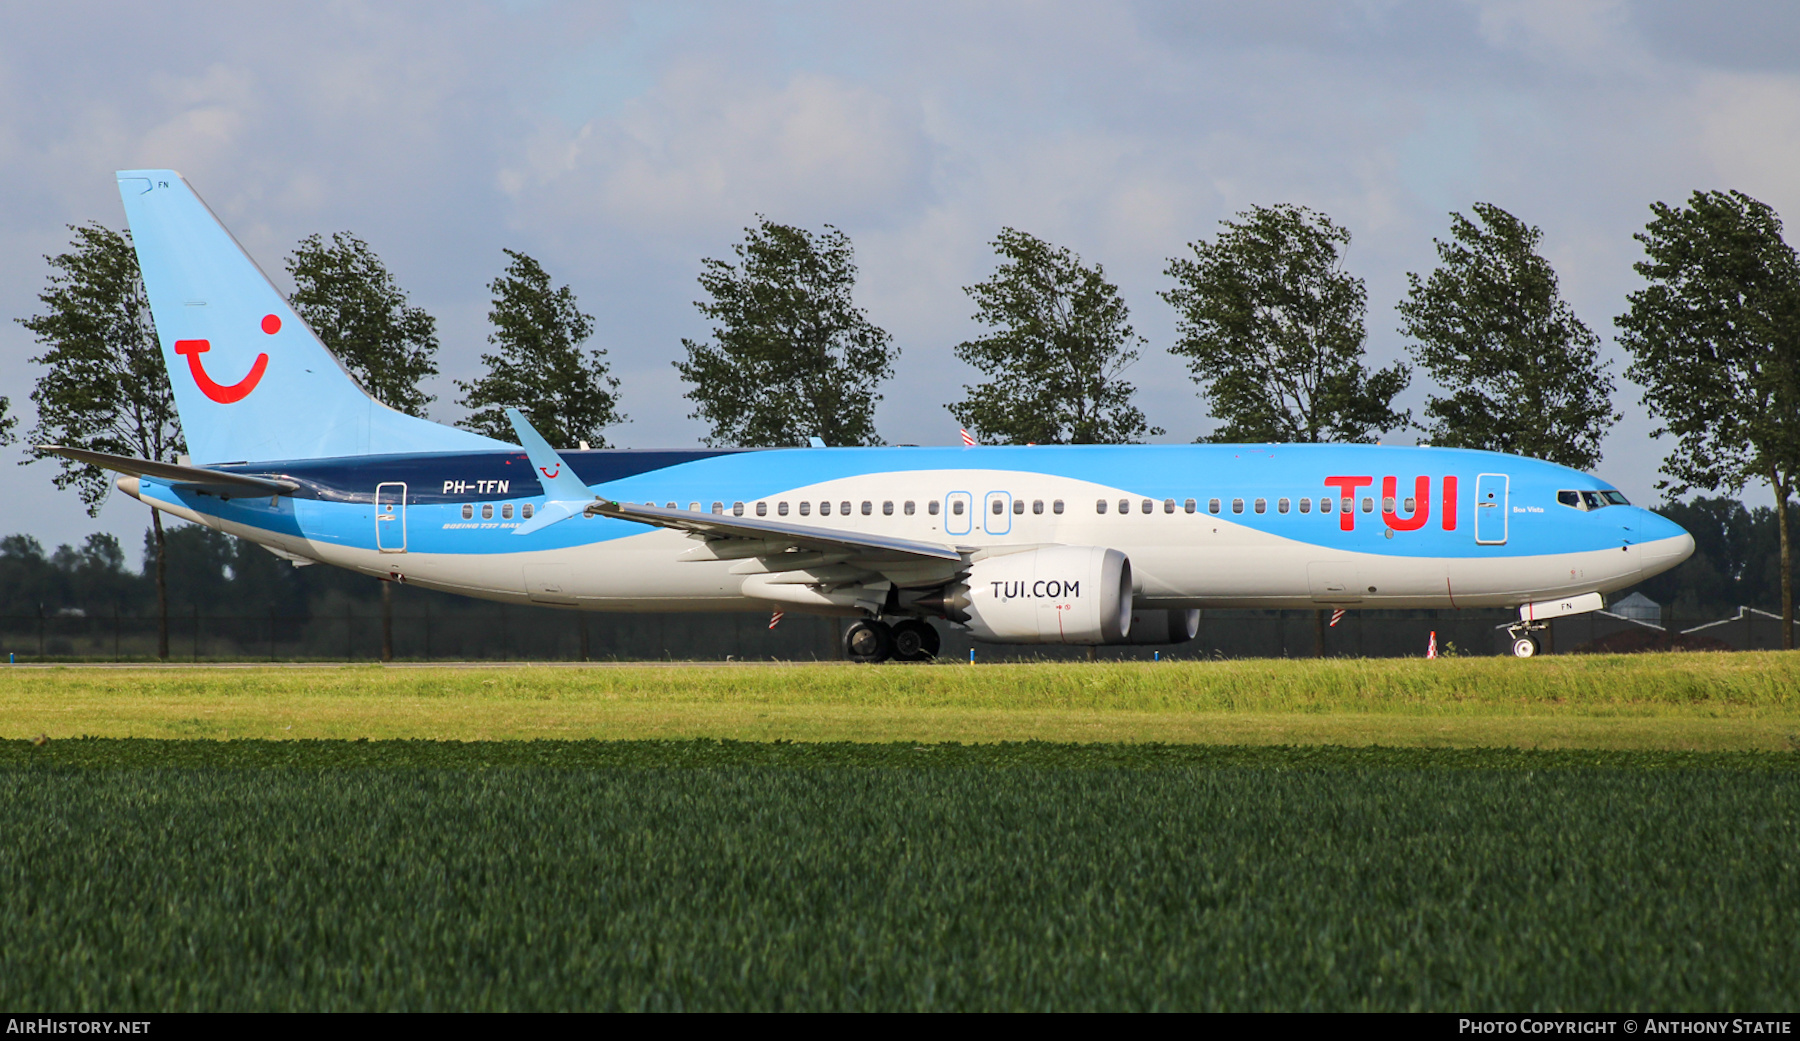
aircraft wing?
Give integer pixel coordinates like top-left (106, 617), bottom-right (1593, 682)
top-left (592, 500), bottom-right (964, 564)
top-left (37, 445), bottom-right (299, 496)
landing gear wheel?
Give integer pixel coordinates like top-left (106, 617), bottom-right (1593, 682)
top-left (845, 620), bottom-right (894, 664)
top-left (890, 619), bottom-right (940, 662)
top-left (1512, 635), bottom-right (1540, 658)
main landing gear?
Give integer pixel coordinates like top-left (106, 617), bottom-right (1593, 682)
top-left (845, 618), bottom-right (941, 664)
top-left (1507, 621), bottom-right (1549, 658)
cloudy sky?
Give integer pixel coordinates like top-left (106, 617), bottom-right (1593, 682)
top-left (3, 0), bottom-right (1799, 559)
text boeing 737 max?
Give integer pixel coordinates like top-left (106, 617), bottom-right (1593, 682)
top-left (44, 170), bottom-right (1695, 661)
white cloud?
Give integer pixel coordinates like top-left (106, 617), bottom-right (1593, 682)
top-left (1689, 71), bottom-right (1800, 217)
top-left (1470, 0), bottom-right (1638, 68)
top-left (503, 65), bottom-right (933, 233)
top-left (132, 65), bottom-right (258, 173)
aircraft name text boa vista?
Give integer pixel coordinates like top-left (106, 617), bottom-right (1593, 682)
top-left (42, 171), bottom-right (1694, 661)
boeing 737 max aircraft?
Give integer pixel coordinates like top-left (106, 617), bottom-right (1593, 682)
top-left (42, 171), bottom-right (1695, 661)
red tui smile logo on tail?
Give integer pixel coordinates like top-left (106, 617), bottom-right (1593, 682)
top-left (173, 314), bottom-right (278, 403)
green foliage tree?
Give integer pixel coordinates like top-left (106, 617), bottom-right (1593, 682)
top-left (1638, 497), bottom-right (1800, 619)
top-left (456, 250), bottom-right (624, 449)
top-left (0, 532), bottom-right (142, 635)
top-left (1164, 204), bottom-right (1408, 656)
top-left (1397, 203), bottom-right (1617, 469)
top-left (16, 222), bottom-right (184, 658)
top-left (1615, 189), bottom-right (1800, 648)
top-left (285, 232), bottom-right (440, 418)
top-left (0, 395), bottom-right (15, 446)
top-left (676, 218), bottom-right (895, 447)
top-left (54, 533), bottom-right (132, 611)
top-left (1163, 203), bottom-right (1409, 444)
top-left (0, 535), bottom-right (54, 611)
top-left (948, 228), bottom-right (1161, 445)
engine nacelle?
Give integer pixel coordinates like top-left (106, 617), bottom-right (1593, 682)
top-left (1124, 608), bottom-right (1200, 645)
top-left (930, 547), bottom-right (1132, 644)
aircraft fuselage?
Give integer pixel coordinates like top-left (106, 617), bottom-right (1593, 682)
top-left (121, 442), bottom-right (1693, 615)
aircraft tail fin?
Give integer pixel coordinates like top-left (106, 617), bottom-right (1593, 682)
top-left (115, 170), bottom-right (506, 463)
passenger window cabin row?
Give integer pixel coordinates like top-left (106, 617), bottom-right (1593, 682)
top-left (1095, 495), bottom-right (1405, 516)
top-left (652, 500), bottom-right (1065, 517)
top-left (459, 503), bottom-right (534, 521)
top-left (451, 494), bottom-right (1433, 523)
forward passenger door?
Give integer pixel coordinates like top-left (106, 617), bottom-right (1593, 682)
top-left (1475, 474), bottom-right (1508, 545)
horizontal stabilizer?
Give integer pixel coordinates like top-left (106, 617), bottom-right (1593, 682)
top-left (38, 445), bottom-right (298, 495)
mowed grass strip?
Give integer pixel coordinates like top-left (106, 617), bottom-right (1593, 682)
top-left (1, 740), bottom-right (1795, 1011)
top-left (4, 654), bottom-right (1800, 749)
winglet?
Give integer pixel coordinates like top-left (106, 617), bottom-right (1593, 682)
top-left (808, 436), bottom-right (826, 448)
top-left (507, 408), bottom-right (596, 535)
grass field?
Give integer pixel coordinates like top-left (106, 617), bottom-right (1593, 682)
top-left (2, 738), bottom-right (1796, 1011)
top-left (4, 657), bottom-right (1796, 1010)
top-left (4, 653), bottom-right (1799, 750)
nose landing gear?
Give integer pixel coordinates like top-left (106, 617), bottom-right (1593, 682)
top-left (1506, 620), bottom-right (1549, 658)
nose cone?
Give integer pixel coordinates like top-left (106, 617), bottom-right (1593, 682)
top-left (1633, 509), bottom-right (1694, 579)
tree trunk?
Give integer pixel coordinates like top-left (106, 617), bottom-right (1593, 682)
top-left (152, 509), bottom-right (169, 661)
top-left (381, 579), bottom-right (395, 662)
top-left (1776, 473), bottom-right (1793, 651)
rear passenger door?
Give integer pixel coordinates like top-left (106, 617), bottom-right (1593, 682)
top-left (376, 482), bottom-right (407, 553)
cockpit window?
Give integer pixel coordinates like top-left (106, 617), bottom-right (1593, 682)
top-left (1558, 488), bottom-right (1631, 511)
